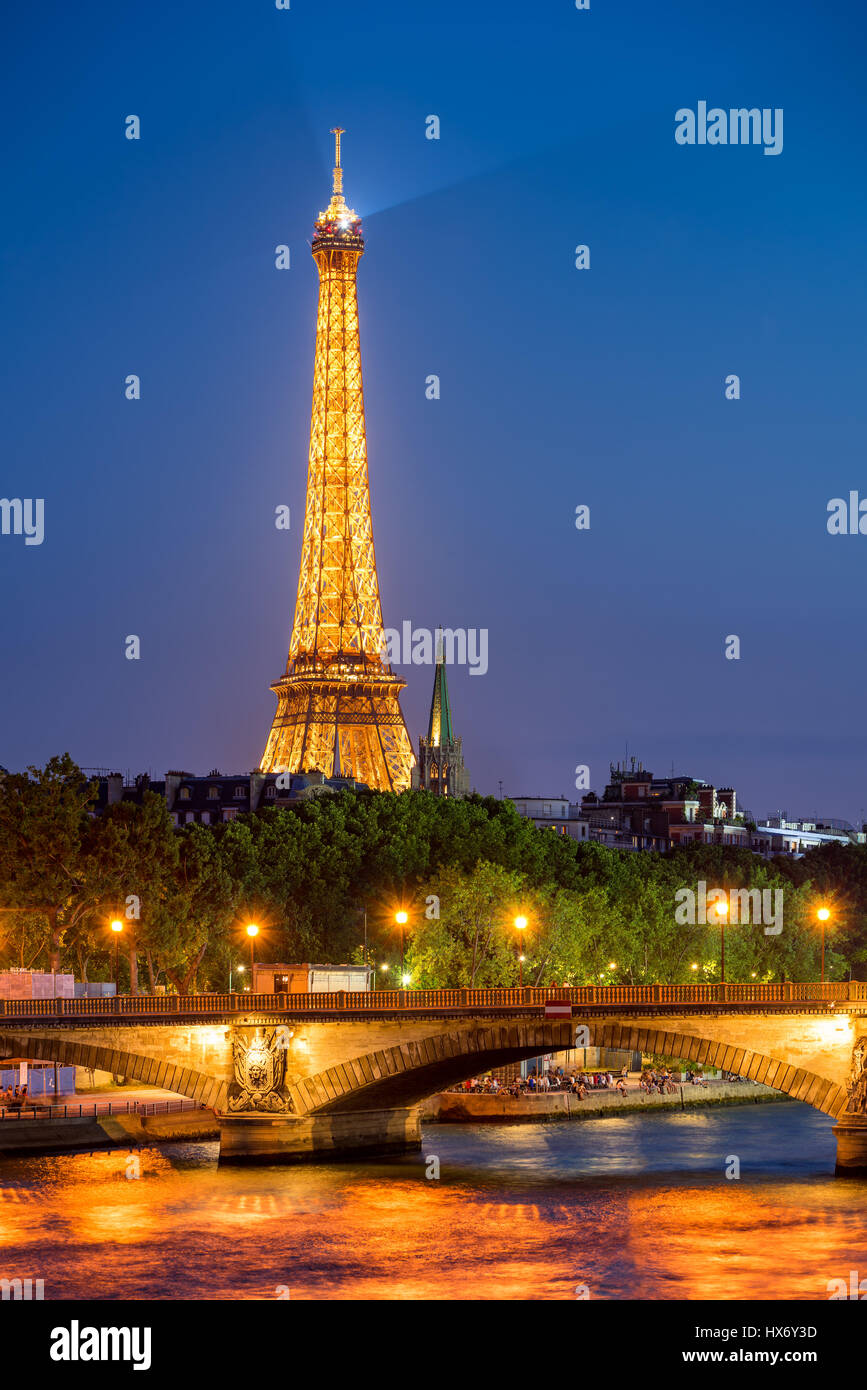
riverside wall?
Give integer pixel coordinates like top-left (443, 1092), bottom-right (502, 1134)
top-left (422, 1081), bottom-right (790, 1124)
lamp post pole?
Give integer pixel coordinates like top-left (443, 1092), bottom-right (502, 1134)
top-left (395, 912), bottom-right (408, 981)
top-left (514, 917), bottom-right (528, 988)
top-left (110, 919), bottom-right (123, 994)
top-left (714, 902), bottom-right (729, 985)
top-left (817, 907), bottom-right (830, 986)
top-left (246, 925), bottom-right (259, 990)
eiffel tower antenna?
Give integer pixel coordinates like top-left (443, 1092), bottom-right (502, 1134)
top-left (331, 126), bottom-right (345, 195)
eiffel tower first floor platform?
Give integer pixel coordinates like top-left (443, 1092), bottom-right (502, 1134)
top-left (259, 666), bottom-right (415, 792)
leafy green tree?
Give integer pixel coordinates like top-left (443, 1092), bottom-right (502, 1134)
top-left (75, 791), bottom-right (182, 988)
top-left (141, 825), bottom-right (238, 994)
top-left (407, 862), bottom-right (527, 987)
top-left (0, 755), bottom-right (98, 971)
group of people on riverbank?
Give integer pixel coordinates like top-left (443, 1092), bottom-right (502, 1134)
top-left (640, 1068), bottom-right (678, 1094)
top-left (449, 1064), bottom-right (759, 1104)
top-left (639, 1067), bottom-right (710, 1094)
top-left (454, 1064), bottom-right (631, 1100)
top-left (1, 1083), bottom-right (29, 1111)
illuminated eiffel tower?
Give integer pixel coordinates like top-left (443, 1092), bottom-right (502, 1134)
top-left (260, 129), bottom-right (414, 791)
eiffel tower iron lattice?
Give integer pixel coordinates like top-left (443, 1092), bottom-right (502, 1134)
top-left (260, 130), bottom-right (414, 791)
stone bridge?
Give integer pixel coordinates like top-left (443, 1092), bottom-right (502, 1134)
top-left (2, 982), bottom-right (867, 1170)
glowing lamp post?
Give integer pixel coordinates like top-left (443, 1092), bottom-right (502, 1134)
top-left (716, 895), bottom-right (728, 984)
top-left (246, 924), bottom-right (259, 983)
top-left (110, 919), bottom-right (123, 993)
top-left (514, 916), bottom-right (528, 987)
top-left (395, 911), bottom-right (408, 980)
top-left (817, 907), bottom-right (831, 984)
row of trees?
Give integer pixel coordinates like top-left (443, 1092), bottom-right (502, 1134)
top-left (0, 755), bottom-right (860, 992)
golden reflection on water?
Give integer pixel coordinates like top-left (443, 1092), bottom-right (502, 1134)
top-left (0, 1108), bottom-right (865, 1300)
top-left (624, 1181), bottom-right (867, 1302)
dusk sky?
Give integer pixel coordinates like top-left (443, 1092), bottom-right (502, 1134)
top-left (3, 0), bottom-right (867, 822)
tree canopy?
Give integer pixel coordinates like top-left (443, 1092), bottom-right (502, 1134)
top-left (0, 758), bottom-right (856, 991)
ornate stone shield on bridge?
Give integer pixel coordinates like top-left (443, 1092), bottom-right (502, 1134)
top-left (228, 1026), bottom-right (294, 1113)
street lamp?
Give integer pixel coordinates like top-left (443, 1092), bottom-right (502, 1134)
top-left (713, 899), bottom-right (729, 983)
top-left (514, 915), bottom-right (528, 987)
top-left (817, 906), bottom-right (831, 984)
top-left (395, 911), bottom-right (408, 978)
top-left (110, 919), bottom-right (123, 993)
top-left (246, 924), bottom-right (259, 983)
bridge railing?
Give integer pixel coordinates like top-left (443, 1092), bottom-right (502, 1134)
top-left (0, 980), bottom-right (864, 1020)
top-left (0, 1097), bottom-right (204, 1122)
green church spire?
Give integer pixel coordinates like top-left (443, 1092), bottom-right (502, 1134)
top-left (427, 630), bottom-right (453, 747)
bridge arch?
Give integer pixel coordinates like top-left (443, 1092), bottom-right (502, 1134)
top-left (291, 1020), bottom-right (849, 1120)
top-left (0, 1030), bottom-right (228, 1110)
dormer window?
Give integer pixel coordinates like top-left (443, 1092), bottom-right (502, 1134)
top-left (179, 787), bottom-right (191, 801)
top-left (265, 786), bottom-right (277, 798)
top-left (234, 785), bottom-right (246, 799)
top-left (208, 787), bottom-right (219, 799)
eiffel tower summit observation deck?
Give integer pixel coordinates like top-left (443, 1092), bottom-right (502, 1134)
top-left (260, 129), bottom-right (414, 792)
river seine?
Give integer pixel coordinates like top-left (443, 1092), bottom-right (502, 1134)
top-left (1, 1102), bottom-right (864, 1300)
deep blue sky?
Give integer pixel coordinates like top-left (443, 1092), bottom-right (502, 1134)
top-left (2, 0), bottom-right (867, 822)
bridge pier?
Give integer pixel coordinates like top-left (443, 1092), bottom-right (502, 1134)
top-left (832, 1116), bottom-right (867, 1175)
top-left (217, 1106), bottom-right (422, 1166)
